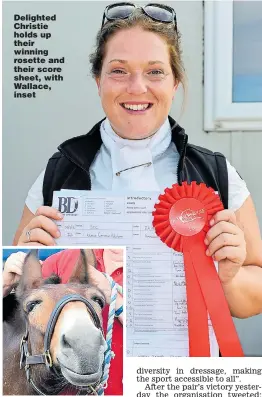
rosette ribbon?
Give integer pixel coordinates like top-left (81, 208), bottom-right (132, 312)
top-left (152, 181), bottom-right (244, 357)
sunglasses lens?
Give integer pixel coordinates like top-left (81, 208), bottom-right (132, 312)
top-left (144, 5), bottom-right (173, 22)
top-left (107, 4), bottom-right (135, 20)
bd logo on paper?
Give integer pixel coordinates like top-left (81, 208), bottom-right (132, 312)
top-left (58, 197), bottom-right (78, 214)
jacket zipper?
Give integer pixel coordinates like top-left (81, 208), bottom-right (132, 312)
top-left (176, 135), bottom-right (187, 184)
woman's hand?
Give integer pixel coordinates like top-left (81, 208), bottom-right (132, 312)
top-left (88, 265), bottom-right (113, 304)
top-left (3, 252), bottom-right (27, 296)
top-left (103, 249), bottom-right (124, 275)
top-left (17, 206), bottom-right (63, 246)
top-left (88, 264), bottom-right (123, 323)
top-left (204, 209), bottom-right (247, 285)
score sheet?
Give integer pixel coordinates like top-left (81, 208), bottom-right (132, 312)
top-left (53, 190), bottom-right (219, 357)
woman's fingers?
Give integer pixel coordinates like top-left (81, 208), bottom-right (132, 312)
top-left (88, 266), bottom-right (112, 304)
top-left (35, 206), bottom-right (64, 220)
top-left (6, 263), bottom-right (23, 276)
top-left (17, 206), bottom-right (64, 246)
top-left (13, 252), bottom-right (27, 262)
top-left (209, 209), bottom-right (237, 227)
top-left (205, 217), bottom-right (246, 263)
top-left (3, 252), bottom-right (28, 291)
top-left (5, 252), bottom-right (26, 267)
top-left (211, 246), bottom-right (243, 263)
top-left (26, 215), bottom-right (61, 239)
top-left (205, 221), bottom-right (238, 245)
top-left (23, 227), bottom-right (57, 246)
top-left (4, 252), bottom-right (26, 275)
top-left (108, 248), bottom-right (123, 258)
top-left (204, 210), bottom-right (247, 284)
top-left (206, 233), bottom-right (241, 257)
top-left (18, 242), bottom-right (45, 246)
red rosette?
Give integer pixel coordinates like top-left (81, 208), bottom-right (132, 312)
top-left (153, 181), bottom-right (223, 250)
top-left (152, 182), bottom-right (244, 357)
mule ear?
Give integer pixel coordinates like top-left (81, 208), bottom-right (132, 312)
top-left (16, 250), bottom-right (43, 298)
top-left (69, 249), bottom-right (97, 284)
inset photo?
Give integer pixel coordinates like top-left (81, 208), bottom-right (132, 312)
top-left (3, 248), bottom-right (124, 395)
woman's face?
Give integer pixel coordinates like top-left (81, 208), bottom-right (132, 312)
top-left (96, 27), bottom-right (178, 139)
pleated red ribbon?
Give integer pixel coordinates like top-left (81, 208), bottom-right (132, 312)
top-left (152, 181), bottom-right (244, 357)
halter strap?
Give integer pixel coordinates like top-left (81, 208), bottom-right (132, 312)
top-left (44, 294), bottom-right (102, 371)
top-left (20, 294), bottom-right (103, 394)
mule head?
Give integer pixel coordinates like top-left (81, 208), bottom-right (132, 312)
top-left (16, 249), bottom-right (107, 393)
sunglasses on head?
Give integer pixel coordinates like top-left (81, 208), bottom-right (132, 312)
top-left (101, 2), bottom-right (177, 32)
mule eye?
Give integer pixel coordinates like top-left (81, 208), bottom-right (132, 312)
top-left (26, 300), bottom-right (42, 313)
top-left (91, 296), bottom-right (105, 309)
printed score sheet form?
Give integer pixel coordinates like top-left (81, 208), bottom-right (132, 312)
top-left (53, 190), bottom-right (219, 357)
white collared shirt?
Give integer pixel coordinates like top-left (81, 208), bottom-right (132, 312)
top-left (25, 119), bottom-right (250, 214)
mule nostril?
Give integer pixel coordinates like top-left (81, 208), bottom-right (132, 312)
top-left (62, 334), bottom-right (71, 348)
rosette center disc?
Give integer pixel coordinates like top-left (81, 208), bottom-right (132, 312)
top-left (169, 198), bottom-right (207, 236)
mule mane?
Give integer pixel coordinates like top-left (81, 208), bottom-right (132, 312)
top-left (43, 274), bottom-right (61, 285)
top-left (3, 293), bottom-right (19, 322)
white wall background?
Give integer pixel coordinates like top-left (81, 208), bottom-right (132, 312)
top-left (3, 1), bottom-right (262, 355)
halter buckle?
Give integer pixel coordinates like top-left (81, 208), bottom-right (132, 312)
top-left (44, 350), bottom-right (53, 368)
top-left (20, 336), bottom-right (25, 349)
top-left (19, 336), bottom-right (27, 369)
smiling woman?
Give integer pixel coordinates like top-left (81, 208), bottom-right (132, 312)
top-left (12, 2), bottom-right (262, 352)
top-left (93, 26), bottom-right (180, 140)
